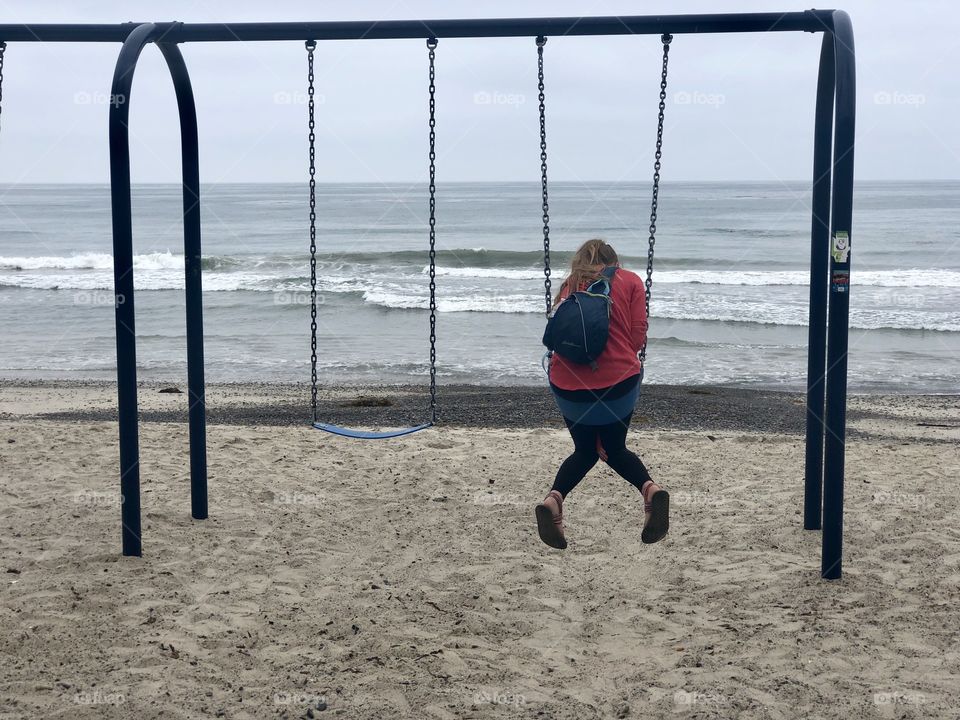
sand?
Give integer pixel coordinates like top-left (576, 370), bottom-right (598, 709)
top-left (0, 382), bottom-right (958, 719)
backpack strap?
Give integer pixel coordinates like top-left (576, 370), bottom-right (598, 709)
top-left (586, 265), bottom-right (618, 296)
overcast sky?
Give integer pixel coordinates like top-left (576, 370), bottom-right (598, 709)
top-left (0, 0), bottom-right (956, 183)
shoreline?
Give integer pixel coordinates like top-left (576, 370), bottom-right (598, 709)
top-left (4, 376), bottom-right (954, 396)
top-left (0, 379), bottom-right (956, 441)
top-left (0, 376), bottom-right (954, 397)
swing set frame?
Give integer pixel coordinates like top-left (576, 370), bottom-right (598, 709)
top-left (0, 10), bottom-right (855, 579)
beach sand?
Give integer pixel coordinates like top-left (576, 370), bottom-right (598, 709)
top-left (0, 382), bottom-right (958, 719)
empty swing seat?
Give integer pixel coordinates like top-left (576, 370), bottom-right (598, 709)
top-left (302, 39), bottom-right (440, 440)
top-left (312, 421), bottom-right (433, 439)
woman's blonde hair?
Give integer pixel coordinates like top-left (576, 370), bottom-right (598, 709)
top-left (554, 238), bottom-right (619, 306)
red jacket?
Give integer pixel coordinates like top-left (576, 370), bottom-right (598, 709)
top-left (548, 266), bottom-right (648, 391)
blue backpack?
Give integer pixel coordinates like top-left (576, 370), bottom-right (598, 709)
top-left (542, 266), bottom-right (617, 370)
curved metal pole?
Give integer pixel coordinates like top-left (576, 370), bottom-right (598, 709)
top-left (110, 26), bottom-right (210, 556)
top-left (109, 22), bottom-right (157, 557)
top-left (158, 41), bottom-right (208, 522)
top-left (803, 32), bottom-right (836, 531)
top-left (821, 10), bottom-right (856, 580)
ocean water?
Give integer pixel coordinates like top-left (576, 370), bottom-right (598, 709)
top-left (0, 181), bottom-right (957, 392)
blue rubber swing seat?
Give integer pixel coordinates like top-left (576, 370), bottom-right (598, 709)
top-left (312, 422), bottom-right (433, 439)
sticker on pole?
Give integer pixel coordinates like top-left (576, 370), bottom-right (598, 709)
top-left (831, 270), bottom-right (850, 294)
top-left (831, 231), bottom-right (850, 264)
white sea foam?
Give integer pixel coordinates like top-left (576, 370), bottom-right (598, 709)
top-left (362, 289), bottom-right (538, 314)
top-left (359, 288), bottom-right (959, 331)
top-left (430, 266), bottom-right (544, 280)
top-left (1, 251), bottom-right (957, 332)
top-left (656, 269), bottom-right (960, 288)
top-left (0, 270), bottom-right (278, 292)
top-left (0, 251), bottom-right (185, 271)
top-left (430, 265), bottom-right (960, 288)
top-left (4, 252), bottom-right (960, 290)
top-left (652, 298), bottom-right (960, 332)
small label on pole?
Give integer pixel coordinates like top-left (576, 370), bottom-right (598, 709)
top-left (831, 231), bottom-right (850, 263)
top-left (831, 270), bottom-right (850, 294)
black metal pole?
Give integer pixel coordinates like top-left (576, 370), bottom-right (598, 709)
top-left (158, 41), bottom-right (208, 521)
top-left (109, 22), bottom-right (157, 557)
top-left (0, 12), bottom-right (835, 43)
top-left (821, 10), bottom-right (856, 580)
top-left (803, 33), bottom-right (835, 531)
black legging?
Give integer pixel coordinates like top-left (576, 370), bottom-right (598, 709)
top-left (551, 413), bottom-right (652, 498)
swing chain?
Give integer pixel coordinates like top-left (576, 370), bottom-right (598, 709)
top-left (536, 35), bottom-right (551, 316)
top-left (641, 33), bottom-right (671, 364)
top-left (0, 42), bottom-right (6, 135)
top-left (427, 37), bottom-right (438, 423)
top-left (306, 39), bottom-right (318, 423)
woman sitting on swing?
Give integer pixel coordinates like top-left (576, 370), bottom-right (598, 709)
top-left (535, 238), bottom-right (669, 549)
